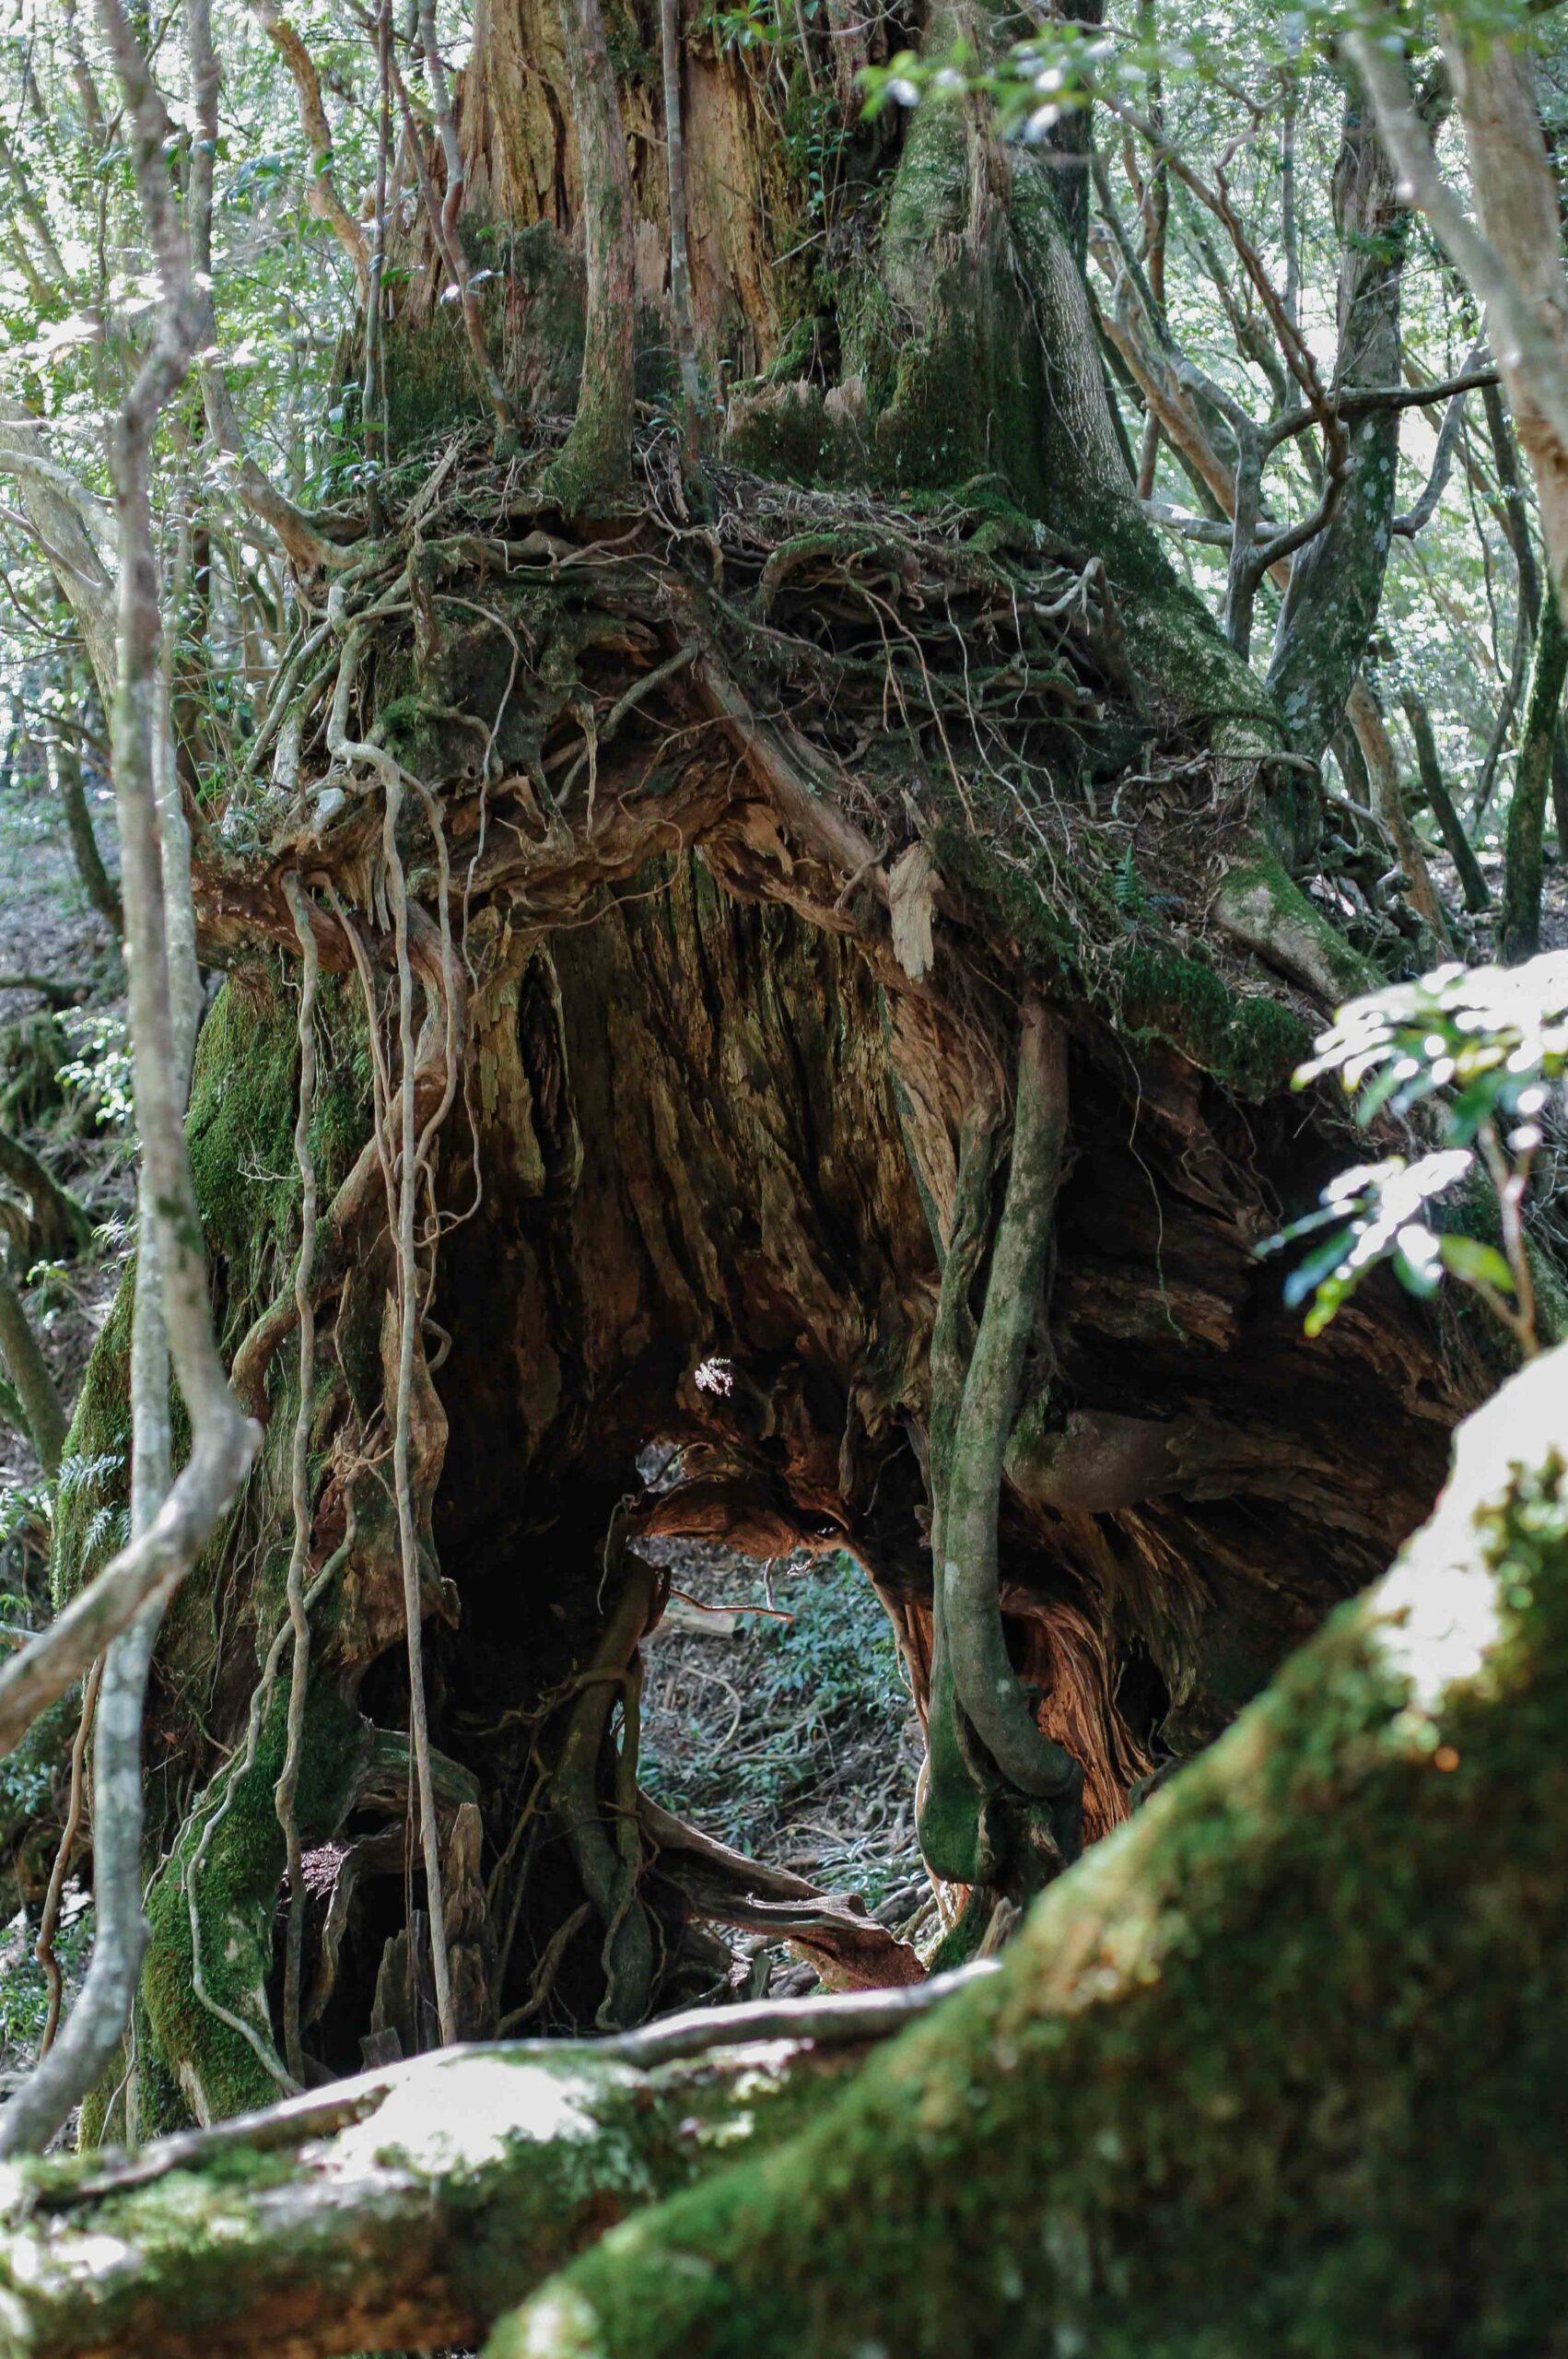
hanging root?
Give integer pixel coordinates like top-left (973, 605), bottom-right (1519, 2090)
top-left (275, 872), bottom-right (321, 2084)
top-left (919, 994), bottom-right (1082, 1893)
top-left (228, 901), bottom-right (462, 1419)
top-left (551, 1521), bottom-right (658, 2029)
top-left (180, 1533), bottom-right (353, 2107)
top-left (34, 1655), bottom-right (103, 2058)
top-left (382, 770), bottom-right (456, 2047)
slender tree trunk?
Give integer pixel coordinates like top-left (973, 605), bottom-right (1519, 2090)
top-left (53, 723), bottom-right (122, 934)
top-left (539, 0), bottom-right (635, 510)
top-left (1502, 591), bottom-right (1568, 961)
top-left (0, 1263), bottom-right (66, 1477)
top-left (1346, 675), bottom-right (1452, 949)
top-left (1399, 685), bottom-right (1490, 912)
top-left (658, 0), bottom-right (703, 455)
top-left (1266, 97), bottom-right (1411, 763)
top-left (1478, 374), bottom-right (1568, 847)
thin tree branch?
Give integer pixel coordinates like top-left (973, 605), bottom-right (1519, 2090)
top-left (241, 0), bottom-right (370, 295)
top-left (0, 0), bottom-right (257, 1936)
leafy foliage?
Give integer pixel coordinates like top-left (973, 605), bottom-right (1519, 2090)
top-left (1269, 951), bottom-right (1568, 1335)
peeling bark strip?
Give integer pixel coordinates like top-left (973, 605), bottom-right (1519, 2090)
top-left (0, 1978), bottom-right (988, 2359)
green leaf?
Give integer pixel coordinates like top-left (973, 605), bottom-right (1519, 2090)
top-left (1435, 1235), bottom-right (1516, 1295)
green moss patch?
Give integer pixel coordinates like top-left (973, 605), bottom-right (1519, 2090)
top-left (141, 1674), bottom-right (369, 2124)
top-left (1116, 944), bottom-right (1311, 1100)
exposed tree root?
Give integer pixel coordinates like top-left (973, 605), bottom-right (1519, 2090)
top-left (925, 993), bottom-right (1081, 1892)
top-left (275, 873), bottom-right (321, 2083)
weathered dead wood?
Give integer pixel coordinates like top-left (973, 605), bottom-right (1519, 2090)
top-left (639, 1794), bottom-right (925, 1989)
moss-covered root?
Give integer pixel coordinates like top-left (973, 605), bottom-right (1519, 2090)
top-left (494, 1341), bottom-right (1568, 2359)
top-left (140, 1677), bottom-right (369, 2127)
top-left (1214, 831), bottom-right (1379, 1006)
top-left (0, 2033), bottom-right (872, 2358)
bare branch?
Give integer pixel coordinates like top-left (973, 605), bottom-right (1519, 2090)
top-left (241, 0), bottom-right (370, 294)
top-left (1348, 14), bottom-right (1568, 606)
top-left (1394, 337), bottom-right (1487, 535)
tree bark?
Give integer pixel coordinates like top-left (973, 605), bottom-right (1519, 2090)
top-left (1502, 590), bottom-right (1568, 962)
top-left (538, 0), bottom-right (635, 510)
top-left (1399, 685), bottom-right (1490, 913)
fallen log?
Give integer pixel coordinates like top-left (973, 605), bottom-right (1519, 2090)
top-left (0, 1973), bottom-right (984, 2359)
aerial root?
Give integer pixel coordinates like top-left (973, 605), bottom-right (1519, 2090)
top-left (915, 993), bottom-right (1082, 1892)
top-left (275, 872), bottom-right (322, 2083)
top-left (382, 769), bottom-right (456, 2047)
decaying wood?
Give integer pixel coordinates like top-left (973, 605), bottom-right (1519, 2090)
top-left (638, 1795), bottom-right (924, 1989)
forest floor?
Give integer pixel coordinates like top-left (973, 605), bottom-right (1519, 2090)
top-left (638, 1540), bottom-right (935, 1994)
top-left (1433, 842), bottom-right (1568, 950)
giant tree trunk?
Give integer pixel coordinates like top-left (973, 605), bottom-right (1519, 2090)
top-left (38, 0), bottom-right (1494, 2139)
